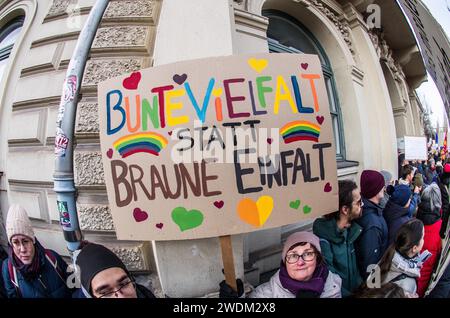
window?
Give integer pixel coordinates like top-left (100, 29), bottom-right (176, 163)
top-left (0, 16), bottom-right (24, 81)
top-left (263, 10), bottom-right (346, 160)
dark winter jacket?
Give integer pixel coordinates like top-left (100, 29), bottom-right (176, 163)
top-left (355, 198), bottom-right (389, 279)
top-left (383, 200), bottom-right (411, 245)
top-left (427, 262), bottom-right (450, 298)
top-left (0, 246), bottom-right (7, 298)
top-left (1, 248), bottom-right (72, 298)
top-left (313, 217), bottom-right (363, 297)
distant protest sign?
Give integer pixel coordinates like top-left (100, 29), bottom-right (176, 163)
top-left (98, 53), bottom-right (338, 241)
top-left (404, 136), bottom-right (427, 160)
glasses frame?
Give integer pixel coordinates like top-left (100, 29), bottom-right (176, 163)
top-left (285, 251), bottom-right (317, 264)
top-left (97, 278), bottom-right (136, 298)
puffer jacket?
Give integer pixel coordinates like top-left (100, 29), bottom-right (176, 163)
top-left (249, 270), bottom-right (342, 298)
top-left (1, 247), bottom-right (71, 298)
top-left (381, 252), bottom-right (421, 296)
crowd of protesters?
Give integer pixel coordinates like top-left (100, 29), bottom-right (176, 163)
top-left (1, 153), bottom-right (449, 299)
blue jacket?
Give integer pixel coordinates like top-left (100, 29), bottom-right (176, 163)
top-left (383, 199), bottom-right (411, 245)
top-left (2, 249), bottom-right (72, 298)
top-left (355, 198), bottom-right (389, 279)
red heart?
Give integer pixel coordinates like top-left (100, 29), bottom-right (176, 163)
top-left (301, 63), bottom-right (309, 70)
top-left (156, 223), bottom-right (164, 229)
top-left (267, 138), bottom-right (273, 144)
top-left (123, 72), bottom-right (141, 90)
top-left (316, 116), bottom-right (324, 125)
top-left (133, 207), bottom-right (148, 222)
top-left (214, 201), bottom-right (224, 209)
top-left (106, 148), bottom-right (113, 159)
top-left (168, 131), bottom-right (173, 136)
top-left (324, 182), bottom-right (332, 193)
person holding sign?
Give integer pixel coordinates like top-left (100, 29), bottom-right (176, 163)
top-left (220, 232), bottom-right (342, 298)
top-left (74, 243), bottom-right (156, 299)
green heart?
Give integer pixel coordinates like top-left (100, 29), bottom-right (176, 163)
top-left (289, 200), bottom-right (301, 210)
top-left (171, 207), bottom-right (204, 232)
top-left (303, 205), bottom-right (312, 214)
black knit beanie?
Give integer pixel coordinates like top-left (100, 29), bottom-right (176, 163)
top-left (76, 243), bottom-right (129, 295)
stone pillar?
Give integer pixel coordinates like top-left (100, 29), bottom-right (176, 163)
top-left (151, 0), bottom-right (244, 297)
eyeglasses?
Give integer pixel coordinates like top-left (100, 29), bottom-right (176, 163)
top-left (285, 251), bottom-right (316, 264)
top-left (98, 278), bottom-right (136, 298)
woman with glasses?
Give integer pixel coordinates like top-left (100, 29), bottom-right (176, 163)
top-left (1, 205), bottom-right (72, 298)
top-left (74, 243), bottom-right (156, 298)
top-left (220, 231), bottom-right (342, 298)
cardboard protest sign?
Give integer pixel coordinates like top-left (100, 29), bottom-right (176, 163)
top-left (98, 53), bottom-right (338, 241)
top-left (404, 136), bottom-right (427, 161)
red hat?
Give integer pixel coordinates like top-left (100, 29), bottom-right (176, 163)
top-left (444, 163), bottom-right (450, 174)
top-left (360, 170), bottom-right (385, 199)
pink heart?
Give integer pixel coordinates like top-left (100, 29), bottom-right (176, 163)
top-left (214, 201), bottom-right (224, 209)
top-left (123, 72), bottom-right (141, 90)
top-left (324, 183), bottom-right (332, 193)
top-left (316, 116), bottom-right (324, 125)
top-left (301, 63), bottom-right (309, 70)
top-left (156, 223), bottom-right (164, 229)
top-left (133, 207), bottom-right (148, 222)
top-left (267, 138), bottom-right (273, 144)
top-left (106, 148), bottom-right (113, 159)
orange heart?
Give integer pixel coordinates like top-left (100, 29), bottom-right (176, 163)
top-left (237, 196), bottom-right (273, 227)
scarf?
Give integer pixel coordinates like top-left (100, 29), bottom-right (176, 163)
top-left (279, 261), bottom-right (329, 298)
top-left (8, 240), bottom-right (45, 280)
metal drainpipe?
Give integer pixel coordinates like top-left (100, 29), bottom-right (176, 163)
top-left (53, 0), bottom-right (110, 253)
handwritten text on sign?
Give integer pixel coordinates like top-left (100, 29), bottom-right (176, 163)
top-left (98, 53), bottom-right (338, 240)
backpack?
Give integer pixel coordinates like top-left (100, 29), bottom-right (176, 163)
top-left (7, 250), bottom-right (65, 298)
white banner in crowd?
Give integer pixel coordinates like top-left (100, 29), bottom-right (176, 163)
top-left (404, 136), bottom-right (427, 160)
top-left (398, 0), bottom-right (450, 116)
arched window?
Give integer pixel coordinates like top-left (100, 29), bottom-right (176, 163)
top-left (0, 16), bottom-right (24, 81)
top-left (263, 10), bottom-right (346, 160)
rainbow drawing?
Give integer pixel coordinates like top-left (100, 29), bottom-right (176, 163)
top-left (113, 132), bottom-right (168, 158)
top-left (280, 120), bottom-right (321, 144)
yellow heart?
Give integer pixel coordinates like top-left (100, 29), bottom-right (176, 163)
top-left (248, 58), bottom-right (268, 73)
top-left (212, 88), bottom-right (223, 97)
top-left (237, 195), bottom-right (274, 227)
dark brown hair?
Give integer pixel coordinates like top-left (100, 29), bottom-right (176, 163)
top-left (325, 180), bottom-right (358, 219)
top-left (401, 164), bottom-right (414, 180)
top-left (353, 282), bottom-right (407, 298)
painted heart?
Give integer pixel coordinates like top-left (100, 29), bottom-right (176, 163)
top-left (303, 205), bottom-right (312, 214)
top-left (122, 72), bottom-right (141, 90)
top-left (173, 73), bottom-right (187, 85)
top-left (212, 88), bottom-right (223, 97)
top-left (289, 200), bottom-right (301, 210)
top-left (214, 200), bottom-right (224, 209)
top-left (316, 116), bottom-right (324, 125)
top-left (171, 207), bottom-right (204, 231)
top-left (301, 63), bottom-right (309, 70)
top-left (267, 138), bottom-right (273, 144)
top-left (168, 131), bottom-right (173, 136)
top-left (133, 207), bottom-right (148, 222)
top-left (237, 196), bottom-right (273, 227)
top-left (106, 148), bottom-right (113, 159)
top-left (248, 58), bottom-right (268, 73)
top-left (324, 182), bottom-right (332, 193)
top-left (156, 223), bottom-right (164, 229)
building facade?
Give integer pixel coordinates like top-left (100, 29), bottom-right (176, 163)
top-left (0, 0), bottom-right (427, 297)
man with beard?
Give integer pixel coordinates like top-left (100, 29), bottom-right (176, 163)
top-left (313, 180), bottom-right (363, 297)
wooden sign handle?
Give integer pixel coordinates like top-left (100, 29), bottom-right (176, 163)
top-left (219, 235), bottom-right (237, 291)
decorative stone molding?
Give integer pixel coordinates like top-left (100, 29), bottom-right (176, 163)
top-left (111, 246), bottom-right (146, 271)
top-left (93, 26), bottom-right (149, 49)
top-left (82, 58), bottom-right (143, 87)
top-left (74, 152), bottom-right (105, 185)
top-left (299, 0), bottom-right (354, 54)
top-left (104, 0), bottom-right (155, 18)
top-left (368, 30), bottom-right (406, 82)
top-left (76, 102), bottom-right (99, 133)
top-left (47, 0), bottom-right (72, 17)
top-left (79, 205), bottom-right (114, 231)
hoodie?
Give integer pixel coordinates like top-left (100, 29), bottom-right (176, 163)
top-left (313, 217), bottom-right (363, 297)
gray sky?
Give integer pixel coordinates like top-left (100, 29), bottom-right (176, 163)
top-left (416, 0), bottom-right (450, 129)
